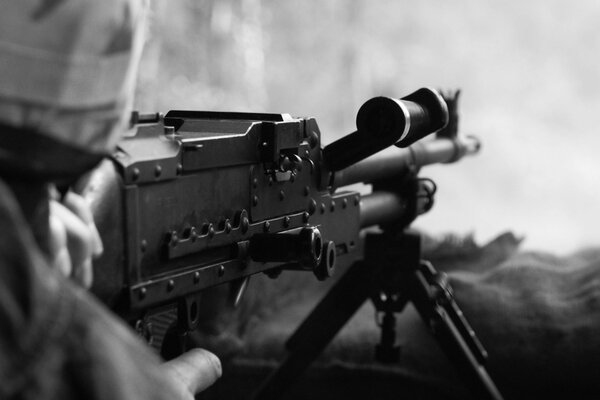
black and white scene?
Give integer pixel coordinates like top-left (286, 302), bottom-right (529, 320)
top-left (1, 1), bottom-right (599, 399)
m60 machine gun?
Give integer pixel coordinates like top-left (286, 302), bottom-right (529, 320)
top-left (84, 88), bottom-right (502, 399)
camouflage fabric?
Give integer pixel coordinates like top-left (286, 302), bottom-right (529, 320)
top-left (0, 0), bottom-right (147, 154)
top-left (0, 178), bottom-right (184, 400)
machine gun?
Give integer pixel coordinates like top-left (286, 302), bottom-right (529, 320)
top-left (83, 88), bottom-right (502, 399)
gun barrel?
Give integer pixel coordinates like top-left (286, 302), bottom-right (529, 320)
top-left (360, 191), bottom-right (409, 228)
top-left (333, 136), bottom-right (480, 188)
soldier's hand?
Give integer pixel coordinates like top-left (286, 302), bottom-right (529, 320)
top-left (48, 188), bottom-right (103, 288)
top-left (162, 349), bottom-right (222, 398)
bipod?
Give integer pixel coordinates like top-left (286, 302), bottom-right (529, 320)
top-left (250, 231), bottom-right (503, 400)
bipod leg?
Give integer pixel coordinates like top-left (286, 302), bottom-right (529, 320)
top-left (250, 260), bottom-right (379, 400)
top-left (406, 260), bottom-right (504, 400)
top-left (366, 231), bottom-right (503, 400)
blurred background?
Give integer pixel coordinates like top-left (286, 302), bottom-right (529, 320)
top-left (136, 0), bottom-right (600, 255)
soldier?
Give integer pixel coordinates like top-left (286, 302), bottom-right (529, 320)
top-left (0, 1), bottom-right (221, 398)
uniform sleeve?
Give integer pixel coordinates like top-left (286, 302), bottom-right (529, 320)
top-left (0, 180), bottom-right (182, 400)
